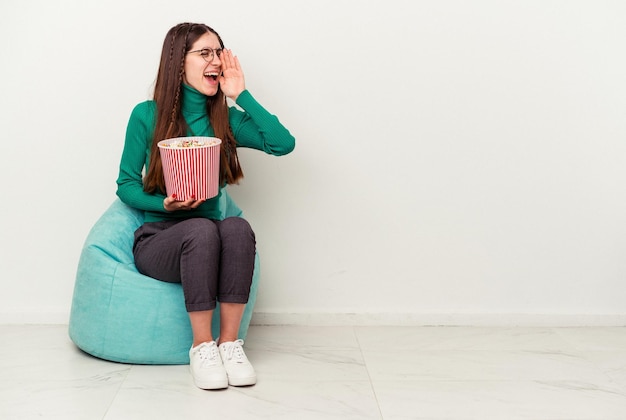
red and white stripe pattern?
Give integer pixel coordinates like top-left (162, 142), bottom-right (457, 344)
top-left (158, 137), bottom-right (221, 200)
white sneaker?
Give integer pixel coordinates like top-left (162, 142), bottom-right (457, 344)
top-left (218, 339), bottom-right (257, 386)
top-left (189, 341), bottom-right (228, 390)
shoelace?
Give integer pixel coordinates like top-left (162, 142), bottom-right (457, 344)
top-left (196, 342), bottom-right (220, 366)
top-left (222, 339), bottom-right (246, 362)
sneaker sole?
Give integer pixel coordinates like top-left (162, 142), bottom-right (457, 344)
top-left (194, 378), bottom-right (229, 390)
top-left (228, 375), bottom-right (257, 387)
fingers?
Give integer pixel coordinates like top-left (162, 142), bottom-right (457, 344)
top-left (219, 49), bottom-right (245, 100)
top-left (221, 49), bottom-right (233, 69)
top-left (232, 54), bottom-right (241, 72)
top-left (177, 197), bottom-right (197, 209)
top-left (189, 199), bottom-right (206, 209)
top-left (221, 49), bottom-right (241, 72)
top-left (164, 195), bottom-right (205, 211)
top-left (179, 198), bottom-right (206, 210)
top-left (163, 195), bottom-right (176, 207)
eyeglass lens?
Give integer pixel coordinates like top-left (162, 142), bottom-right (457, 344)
top-left (200, 48), bottom-right (222, 62)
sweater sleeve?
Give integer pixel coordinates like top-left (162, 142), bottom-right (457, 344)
top-left (230, 90), bottom-right (296, 155)
top-left (116, 101), bottom-right (167, 212)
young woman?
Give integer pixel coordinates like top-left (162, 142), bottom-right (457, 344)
top-left (116, 22), bottom-right (295, 390)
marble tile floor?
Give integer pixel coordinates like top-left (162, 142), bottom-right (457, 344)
top-left (1, 325), bottom-right (626, 419)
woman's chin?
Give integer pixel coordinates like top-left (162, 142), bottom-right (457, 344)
top-left (201, 87), bottom-right (218, 97)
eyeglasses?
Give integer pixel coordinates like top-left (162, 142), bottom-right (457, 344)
top-left (187, 47), bottom-right (223, 63)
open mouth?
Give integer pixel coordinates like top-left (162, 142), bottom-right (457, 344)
top-left (204, 72), bottom-right (219, 81)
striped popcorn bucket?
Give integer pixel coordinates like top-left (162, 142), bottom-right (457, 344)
top-left (158, 136), bottom-right (222, 200)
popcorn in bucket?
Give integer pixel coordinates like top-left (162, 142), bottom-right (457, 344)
top-left (158, 136), bottom-right (221, 200)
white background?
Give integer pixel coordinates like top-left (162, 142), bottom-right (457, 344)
top-left (1, 0), bottom-right (625, 325)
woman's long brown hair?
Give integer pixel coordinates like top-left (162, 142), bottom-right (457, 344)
top-left (144, 22), bottom-right (244, 195)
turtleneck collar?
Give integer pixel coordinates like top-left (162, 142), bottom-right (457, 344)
top-left (181, 83), bottom-right (209, 115)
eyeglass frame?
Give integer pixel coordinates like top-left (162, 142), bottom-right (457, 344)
top-left (186, 47), bottom-right (223, 63)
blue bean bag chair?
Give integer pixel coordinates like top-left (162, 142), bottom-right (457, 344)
top-left (69, 190), bottom-right (259, 364)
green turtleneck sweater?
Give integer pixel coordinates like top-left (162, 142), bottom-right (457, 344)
top-left (116, 84), bottom-right (295, 223)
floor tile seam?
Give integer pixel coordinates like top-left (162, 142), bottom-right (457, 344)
top-left (101, 364), bottom-right (134, 420)
top-left (550, 326), bottom-right (591, 353)
top-left (353, 326), bottom-right (385, 419)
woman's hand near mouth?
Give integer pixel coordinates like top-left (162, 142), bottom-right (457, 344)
top-left (218, 49), bottom-right (245, 101)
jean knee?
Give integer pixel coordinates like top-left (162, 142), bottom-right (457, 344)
top-left (218, 217), bottom-right (255, 242)
top-left (181, 218), bottom-right (220, 245)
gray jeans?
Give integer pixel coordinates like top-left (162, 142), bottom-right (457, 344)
top-left (133, 217), bottom-right (256, 312)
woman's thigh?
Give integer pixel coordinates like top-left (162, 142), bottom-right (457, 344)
top-left (133, 218), bottom-right (220, 283)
